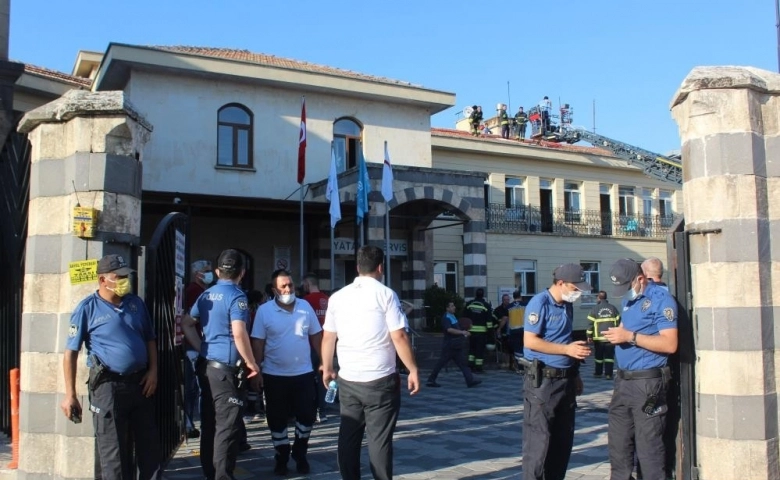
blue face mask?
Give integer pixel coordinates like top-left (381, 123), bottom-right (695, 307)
top-left (626, 279), bottom-right (641, 300)
top-left (202, 272), bottom-right (214, 285)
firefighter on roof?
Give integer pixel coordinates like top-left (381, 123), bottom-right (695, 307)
top-left (498, 104), bottom-right (511, 139)
top-left (469, 105), bottom-right (483, 136)
top-left (514, 106), bottom-right (528, 140)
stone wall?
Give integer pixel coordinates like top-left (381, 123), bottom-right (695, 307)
top-left (16, 90), bottom-right (150, 480)
top-left (671, 66), bottom-right (780, 480)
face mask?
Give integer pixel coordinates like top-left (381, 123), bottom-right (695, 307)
top-left (277, 293), bottom-right (296, 305)
top-left (561, 289), bottom-right (581, 303)
top-left (201, 272), bottom-right (214, 285)
top-left (106, 277), bottom-right (132, 297)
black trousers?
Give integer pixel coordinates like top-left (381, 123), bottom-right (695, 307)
top-left (594, 341), bottom-right (615, 377)
top-left (522, 374), bottom-right (577, 480)
top-left (199, 363), bottom-right (246, 480)
top-left (428, 340), bottom-right (474, 385)
top-left (468, 331), bottom-right (487, 367)
top-left (89, 372), bottom-right (161, 480)
top-left (338, 373), bottom-right (401, 480)
top-left (518, 124), bottom-right (527, 138)
top-left (609, 375), bottom-right (668, 480)
top-left (263, 372), bottom-right (316, 459)
top-left (501, 124), bottom-right (510, 139)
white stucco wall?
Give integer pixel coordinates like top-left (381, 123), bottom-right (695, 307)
top-left (126, 70), bottom-right (434, 200)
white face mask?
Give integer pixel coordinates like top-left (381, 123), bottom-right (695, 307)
top-left (561, 290), bottom-right (582, 303)
top-left (277, 293), bottom-right (296, 305)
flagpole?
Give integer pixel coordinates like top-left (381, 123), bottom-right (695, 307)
top-left (300, 184), bottom-right (304, 280)
top-left (385, 201), bottom-right (390, 286)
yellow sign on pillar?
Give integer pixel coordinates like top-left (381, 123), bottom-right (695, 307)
top-left (68, 259), bottom-right (98, 285)
top-left (72, 207), bottom-right (97, 238)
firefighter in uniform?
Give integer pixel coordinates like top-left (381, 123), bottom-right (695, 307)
top-left (521, 264), bottom-right (591, 480)
top-left (182, 249), bottom-right (260, 480)
top-left (586, 291), bottom-right (620, 379)
top-left (464, 288), bottom-right (494, 372)
top-left (603, 259), bottom-right (678, 480)
top-left (469, 105), bottom-right (484, 136)
top-left (498, 104), bottom-right (511, 139)
top-left (514, 106), bottom-right (528, 140)
top-left (61, 254), bottom-right (162, 480)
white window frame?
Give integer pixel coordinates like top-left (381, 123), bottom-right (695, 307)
top-left (618, 186), bottom-right (635, 216)
top-left (434, 261), bottom-right (458, 293)
top-left (513, 259), bottom-right (537, 296)
top-left (505, 177), bottom-right (526, 208)
top-left (564, 181), bottom-right (582, 223)
top-left (579, 261), bottom-right (600, 305)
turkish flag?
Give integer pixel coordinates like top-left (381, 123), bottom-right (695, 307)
top-left (297, 97), bottom-right (306, 184)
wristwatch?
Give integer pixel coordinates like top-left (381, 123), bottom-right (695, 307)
top-left (629, 331), bottom-right (638, 346)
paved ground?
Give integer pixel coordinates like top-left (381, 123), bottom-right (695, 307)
top-left (164, 362), bottom-right (617, 479)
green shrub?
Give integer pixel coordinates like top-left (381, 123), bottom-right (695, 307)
top-left (423, 285), bottom-right (465, 331)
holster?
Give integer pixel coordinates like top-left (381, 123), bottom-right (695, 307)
top-left (235, 359), bottom-right (247, 390)
top-left (87, 354), bottom-right (107, 392)
top-left (517, 357), bottom-right (542, 388)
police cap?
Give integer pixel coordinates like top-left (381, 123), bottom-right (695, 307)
top-left (97, 254), bottom-right (134, 276)
top-left (609, 258), bottom-right (641, 297)
top-left (217, 249), bottom-right (244, 273)
top-left (553, 263), bottom-right (591, 291)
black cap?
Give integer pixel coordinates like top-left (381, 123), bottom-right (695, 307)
top-left (97, 254), bottom-right (134, 276)
top-left (609, 259), bottom-right (642, 297)
top-left (217, 249), bottom-right (244, 272)
top-left (553, 263), bottom-right (591, 291)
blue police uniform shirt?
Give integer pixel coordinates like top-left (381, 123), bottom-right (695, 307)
top-left (191, 279), bottom-right (250, 365)
top-left (66, 292), bottom-right (156, 375)
top-left (615, 281), bottom-right (678, 370)
top-left (523, 289), bottom-right (574, 368)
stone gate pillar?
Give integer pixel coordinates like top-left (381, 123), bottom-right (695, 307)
top-left (671, 67), bottom-right (780, 480)
top-left (16, 90), bottom-right (151, 480)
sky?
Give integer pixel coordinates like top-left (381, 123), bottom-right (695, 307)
top-left (10, 0), bottom-right (777, 155)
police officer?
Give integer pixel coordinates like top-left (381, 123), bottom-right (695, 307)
top-left (182, 249), bottom-right (259, 480)
top-left (464, 288), bottom-right (494, 373)
top-left (60, 254), bottom-right (161, 480)
top-left (522, 264), bottom-right (591, 480)
top-left (603, 259), bottom-right (678, 480)
top-left (586, 291), bottom-right (620, 379)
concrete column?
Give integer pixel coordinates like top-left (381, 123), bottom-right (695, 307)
top-left (16, 90), bottom-right (151, 480)
top-left (671, 66), bottom-right (780, 480)
top-left (462, 206), bottom-right (487, 300)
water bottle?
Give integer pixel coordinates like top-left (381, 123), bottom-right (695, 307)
top-left (324, 380), bottom-right (338, 403)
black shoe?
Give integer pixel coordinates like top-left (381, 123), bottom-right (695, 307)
top-left (186, 428), bottom-right (200, 439)
top-left (426, 381), bottom-right (441, 388)
top-left (274, 455), bottom-right (288, 475)
top-left (467, 380), bottom-right (482, 388)
top-left (292, 454), bottom-right (310, 474)
top-left (239, 442), bottom-right (251, 453)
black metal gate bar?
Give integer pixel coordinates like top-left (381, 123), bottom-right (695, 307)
top-left (145, 212), bottom-right (188, 464)
top-left (0, 131), bottom-right (30, 435)
top-left (667, 218), bottom-right (696, 480)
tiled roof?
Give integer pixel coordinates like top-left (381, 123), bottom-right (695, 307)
top-left (22, 64), bottom-right (92, 88)
top-left (430, 128), bottom-right (614, 156)
top-left (147, 46), bottom-right (420, 88)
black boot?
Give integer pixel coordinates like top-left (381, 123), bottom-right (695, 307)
top-left (274, 444), bottom-right (290, 476)
top-left (291, 436), bottom-right (311, 474)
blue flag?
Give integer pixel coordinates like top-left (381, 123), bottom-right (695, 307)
top-left (356, 146), bottom-right (371, 224)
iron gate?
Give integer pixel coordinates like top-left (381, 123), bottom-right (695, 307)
top-left (667, 217), bottom-right (697, 480)
top-left (145, 212), bottom-right (189, 464)
top-left (0, 131), bottom-right (30, 435)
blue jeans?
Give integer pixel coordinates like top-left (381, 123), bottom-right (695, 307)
top-left (184, 349), bottom-right (201, 428)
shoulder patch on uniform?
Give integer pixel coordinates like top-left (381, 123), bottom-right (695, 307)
top-left (68, 324), bottom-right (78, 338)
top-left (238, 300), bottom-right (248, 311)
top-left (641, 299), bottom-right (652, 312)
top-left (528, 312), bottom-right (539, 325)
top-left (664, 307), bottom-right (675, 321)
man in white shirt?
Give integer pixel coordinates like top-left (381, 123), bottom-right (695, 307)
top-left (321, 246), bottom-right (420, 480)
top-left (251, 269), bottom-right (323, 476)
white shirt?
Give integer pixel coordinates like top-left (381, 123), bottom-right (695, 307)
top-left (251, 298), bottom-right (322, 376)
top-left (539, 98), bottom-right (552, 112)
top-left (323, 276), bottom-right (406, 382)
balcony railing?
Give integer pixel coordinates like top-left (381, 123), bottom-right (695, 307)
top-left (486, 204), bottom-right (677, 239)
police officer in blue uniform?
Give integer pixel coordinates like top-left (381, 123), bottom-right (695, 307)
top-left (60, 254), bottom-right (161, 480)
top-left (182, 249), bottom-right (260, 480)
top-left (603, 258), bottom-right (678, 480)
top-left (521, 264), bottom-right (591, 480)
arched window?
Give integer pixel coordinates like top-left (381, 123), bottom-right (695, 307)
top-left (333, 118), bottom-right (362, 173)
top-left (217, 104), bottom-right (253, 167)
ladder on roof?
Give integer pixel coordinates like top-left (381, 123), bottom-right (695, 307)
top-left (561, 128), bottom-right (683, 185)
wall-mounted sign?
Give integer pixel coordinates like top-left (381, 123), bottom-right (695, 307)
top-left (175, 230), bottom-right (186, 277)
top-left (333, 237), bottom-right (408, 256)
top-left (68, 259), bottom-right (98, 285)
top-left (274, 246), bottom-right (292, 271)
